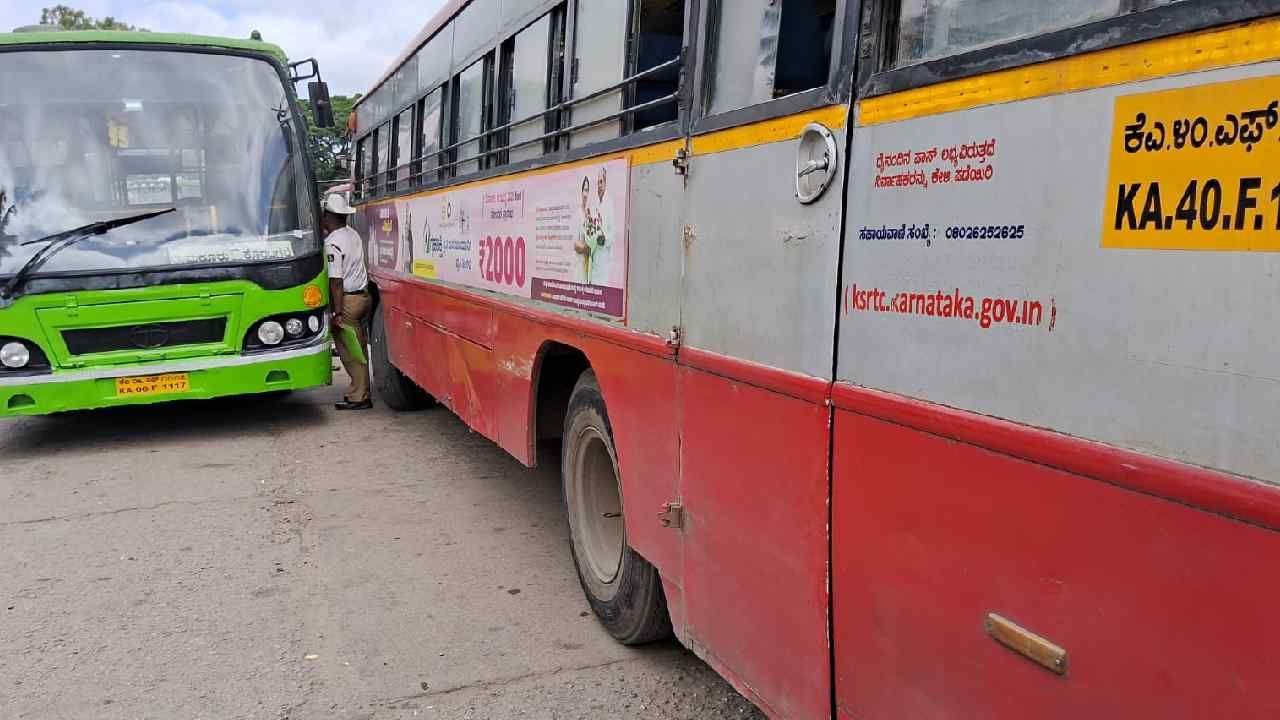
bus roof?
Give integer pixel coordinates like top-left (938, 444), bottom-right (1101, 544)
top-left (352, 0), bottom-right (469, 110)
top-left (0, 30), bottom-right (289, 65)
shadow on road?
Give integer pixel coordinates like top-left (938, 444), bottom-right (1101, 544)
top-left (0, 392), bottom-right (329, 460)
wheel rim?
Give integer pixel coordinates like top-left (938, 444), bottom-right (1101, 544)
top-left (571, 427), bottom-right (624, 588)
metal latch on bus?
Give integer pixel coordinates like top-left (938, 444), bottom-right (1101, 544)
top-left (672, 148), bottom-right (689, 176)
top-left (658, 502), bottom-right (684, 530)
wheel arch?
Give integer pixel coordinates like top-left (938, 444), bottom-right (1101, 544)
top-left (528, 340), bottom-right (593, 464)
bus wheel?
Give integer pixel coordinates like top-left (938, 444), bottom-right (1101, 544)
top-left (563, 370), bottom-right (671, 645)
top-left (370, 303), bottom-right (433, 411)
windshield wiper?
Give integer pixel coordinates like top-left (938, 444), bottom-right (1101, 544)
top-left (0, 208), bottom-right (175, 307)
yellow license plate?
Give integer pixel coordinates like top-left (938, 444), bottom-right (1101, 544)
top-left (115, 373), bottom-right (190, 397)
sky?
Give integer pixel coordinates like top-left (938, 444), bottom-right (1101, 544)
top-left (0, 0), bottom-right (449, 96)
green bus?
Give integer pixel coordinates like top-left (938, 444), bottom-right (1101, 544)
top-left (0, 29), bottom-right (335, 416)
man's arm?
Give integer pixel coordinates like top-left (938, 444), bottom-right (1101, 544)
top-left (328, 242), bottom-right (345, 329)
top-left (329, 276), bottom-right (345, 329)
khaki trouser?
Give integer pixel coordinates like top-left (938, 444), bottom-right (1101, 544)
top-left (336, 292), bottom-right (372, 403)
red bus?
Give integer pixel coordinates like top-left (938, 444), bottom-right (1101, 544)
top-left (350, 1), bottom-right (1280, 717)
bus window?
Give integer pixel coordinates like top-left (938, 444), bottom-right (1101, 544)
top-left (393, 106), bottom-right (414, 190)
top-left (371, 85), bottom-right (391, 136)
top-left (416, 27), bottom-right (452, 96)
top-left (504, 11), bottom-right (557, 163)
top-left (418, 87), bottom-right (443, 182)
top-left (628, 0), bottom-right (684, 131)
top-left (775, 0), bottom-right (837, 96)
top-left (573, 0), bottom-right (684, 146)
top-left (894, 0), bottom-right (1126, 65)
top-left (453, 54), bottom-right (493, 176)
top-left (375, 121), bottom-right (390, 194)
top-left (502, 0), bottom-right (545, 24)
top-left (453, 0), bottom-right (500, 67)
top-left (352, 136), bottom-right (363, 193)
top-left (355, 101), bottom-right (374, 140)
top-left (707, 0), bottom-right (837, 116)
top-left (355, 135), bottom-right (371, 197)
top-left (394, 53), bottom-right (419, 111)
top-left (570, 0), bottom-right (629, 147)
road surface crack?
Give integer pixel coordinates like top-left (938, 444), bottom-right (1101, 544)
top-left (375, 656), bottom-right (654, 706)
top-left (0, 494), bottom-right (258, 528)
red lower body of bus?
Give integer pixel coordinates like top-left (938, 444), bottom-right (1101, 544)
top-left (375, 272), bottom-right (1280, 720)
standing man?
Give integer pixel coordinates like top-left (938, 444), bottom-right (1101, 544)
top-left (588, 166), bottom-right (614, 286)
top-left (321, 193), bottom-right (372, 411)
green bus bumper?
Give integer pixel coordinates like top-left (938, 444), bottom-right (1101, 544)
top-left (0, 341), bottom-right (332, 417)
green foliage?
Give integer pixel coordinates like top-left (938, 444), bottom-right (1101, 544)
top-left (299, 95), bottom-right (359, 184)
top-left (40, 5), bottom-right (148, 31)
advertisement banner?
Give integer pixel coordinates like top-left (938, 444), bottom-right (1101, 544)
top-left (368, 157), bottom-right (629, 319)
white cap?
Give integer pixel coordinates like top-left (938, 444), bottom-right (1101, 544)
top-left (322, 192), bottom-right (356, 215)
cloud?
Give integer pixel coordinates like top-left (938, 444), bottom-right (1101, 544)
top-left (0, 0), bottom-right (448, 97)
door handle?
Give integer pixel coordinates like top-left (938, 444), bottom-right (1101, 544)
top-left (795, 123), bottom-right (839, 204)
top-left (798, 156), bottom-right (830, 178)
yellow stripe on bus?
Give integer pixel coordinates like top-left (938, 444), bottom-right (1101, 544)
top-left (373, 139), bottom-right (685, 204)
top-left (860, 16), bottom-right (1280, 126)
top-left (691, 104), bottom-right (848, 156)
top-left (630, 139), bottom-right (685, 166)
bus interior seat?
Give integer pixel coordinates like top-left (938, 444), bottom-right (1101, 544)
top-left (630, 0), bottom-right (685, 130)
top-left (633, 33), bottom-right (682, 129)
top-left (775, 0), bottom-right (837, 97)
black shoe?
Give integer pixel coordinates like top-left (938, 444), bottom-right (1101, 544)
top-left (335, 399), bottom-right (373, 411)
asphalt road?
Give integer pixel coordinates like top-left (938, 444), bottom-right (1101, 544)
top-left (0, 376), bottom-right (765, 720)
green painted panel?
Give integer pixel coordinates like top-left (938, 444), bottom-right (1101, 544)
top-left (0, 271), bottom-right (332, 415)
top-left (0, 30), bottom-right (288, 64)
top-left (0, 346), bottom-right (332, 417)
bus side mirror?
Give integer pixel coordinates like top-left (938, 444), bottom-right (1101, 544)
top-left (309, 81), bottom-right (335, 128)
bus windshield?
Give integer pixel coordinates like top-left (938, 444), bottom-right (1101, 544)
top-left (0, 48), bottom-right (316, 278)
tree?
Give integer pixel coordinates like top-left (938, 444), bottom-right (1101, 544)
top-left (40, 5), bottom-right (147, 32)
top-left (299, 95), bottom-right (359, 184)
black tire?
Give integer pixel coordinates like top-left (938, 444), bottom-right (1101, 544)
top-left (563, 370), bottom-right (672, 645)
top-left (370, 302), bottom-right (433, 411)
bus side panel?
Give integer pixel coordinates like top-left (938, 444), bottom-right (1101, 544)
top-left (384, 282), bottom-right (501, 442)
top-left (400, 279), bottom-right (497, 352)
top-left (580, 342), bottom-right (683, 590)
top-left (379, 275), bottom-right (689, 600)
top-left (624, 154), bottom-right (686, 336)
top-left (832, 407), bottom-right (1280, 720)
top-left (380, 282), bottom-right (435, 393)
top-left (680, 361), bottom-right (831, 720)
top-left (837, 60), bottom-right (1280, 493)
top-left (484, 309), bottom-right (685, 591)
top-left (431, 323), bottom-right (499, 441)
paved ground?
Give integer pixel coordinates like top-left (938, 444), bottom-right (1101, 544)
top-left (0, 375), bottom-right (764, 720)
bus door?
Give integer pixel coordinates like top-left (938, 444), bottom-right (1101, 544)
top-left (674, 2), bottom-right (849, 717)
top-left (832, 3), bottom-right (1280, 719)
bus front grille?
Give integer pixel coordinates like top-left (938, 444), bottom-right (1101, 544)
top-left (62, 319), bottom-right (228, 355)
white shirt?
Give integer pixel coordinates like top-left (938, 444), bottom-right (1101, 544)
top-left (326, 226), bottom-right (368, 293)
top-left (588, 198), bottom-right (615, 286)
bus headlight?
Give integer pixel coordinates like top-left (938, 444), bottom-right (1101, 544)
top-left (0, 342), bottom-right (29, 368)
top-left (307, 314), bottom-right (322, 333)
top-left (258, 321), bottom-right (285, 346)
top-left (285, 318), bottom-right (306, 338)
